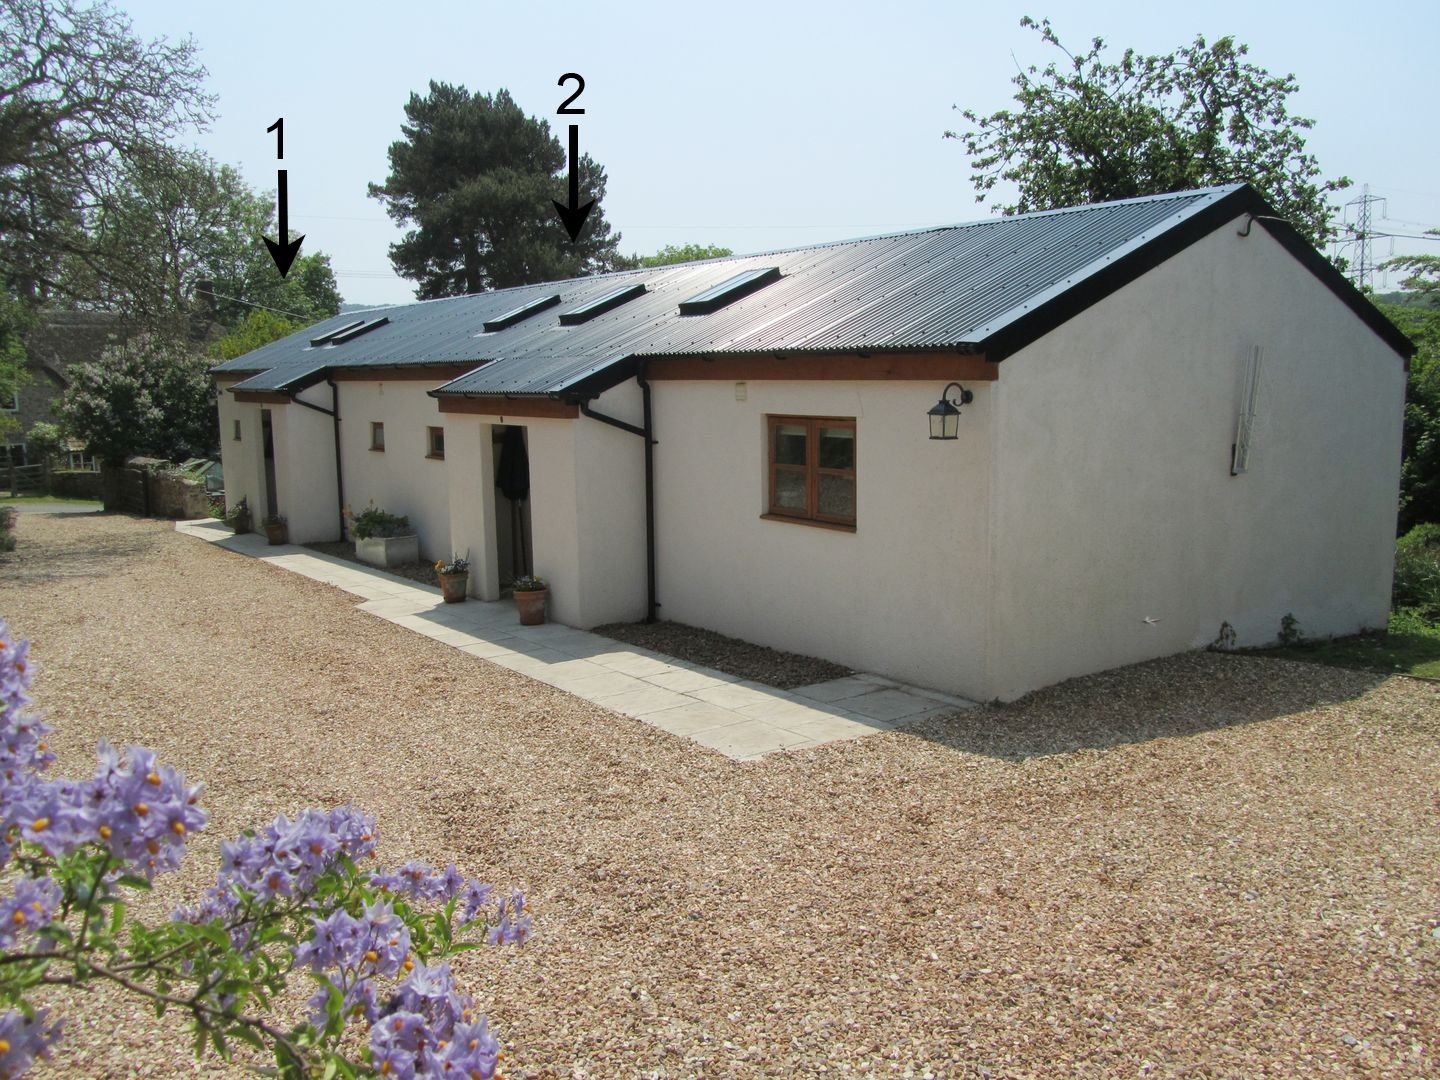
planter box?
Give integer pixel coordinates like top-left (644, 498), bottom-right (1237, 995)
top-left (356, 533), bottom-right (419, 568)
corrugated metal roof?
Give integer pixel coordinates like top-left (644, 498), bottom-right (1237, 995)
top-left (212, 185), bottom-right (1411, 399)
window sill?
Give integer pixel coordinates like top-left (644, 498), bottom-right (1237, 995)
top-left (370, 447), bottom-right (385, 453)
top-left (425, 453), bottom-right (445, 461)
top-left (760, 513), bottom-right (855, 534)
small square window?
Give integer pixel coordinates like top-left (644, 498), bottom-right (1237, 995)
top-left (1, 390), bottom-right (17, 412)
top-left (370, 422), bottom-right (385, 451)
top-left (232, 419), bottom-right (242, 441)
top-left (765, 415), bottom-right (856, 529)
top-left (427, 426), bottom-right (445, 459)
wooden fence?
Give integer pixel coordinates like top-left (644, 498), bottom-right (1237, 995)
top-left (4, 463), bottom-right (45, 497)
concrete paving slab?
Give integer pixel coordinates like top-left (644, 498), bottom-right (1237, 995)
top-left (643, 667), bottom-right (732, 693)
top-left (591, 684), bottom-right (695, 717)
top-left (774, 713), bottom-right (894, 743)
top-left (638, 701), bottom-right (748, 737)
top-left (592, 651), bottom-right (682, 678)
top-left (551, 670), bottom-right (650, 700)
top-left (842, 688), bottom-right (949, 723)
top-left (695, 720), bottom-right (817, 759)
top-left (457, 638), bottom-right (523, 660)
top-left (689, 681), bottom-right (780, 711)
top-left (792, 676), bottom-right (885, 703)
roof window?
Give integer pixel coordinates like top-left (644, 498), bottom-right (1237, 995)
top-left (558, 283), bottom-right (647, 325)
top-left (482, 294), bottom-right (561, 333)
top-left (309, 319), bottom-right (365, 347)
top-left (678, 267), bottom-right (781, 315)
top-left (324, 317), bottom-right (390, 346)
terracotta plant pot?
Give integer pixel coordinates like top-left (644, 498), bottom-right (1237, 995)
top-left (514, 588), bottom-right (548, 626)
top-left (438, 571), bottom-right (468, 603)
top-left (263, 522), bottom-right (288, 546)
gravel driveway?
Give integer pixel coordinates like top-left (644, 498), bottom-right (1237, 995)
top-left (3, 513), bottom-right (1438, 1076)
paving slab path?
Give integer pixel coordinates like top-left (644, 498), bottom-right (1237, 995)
top-left (176, 519), bottom-right (973, 759)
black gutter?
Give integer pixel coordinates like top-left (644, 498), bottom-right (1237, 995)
top-left (578, 371), bottom-right (658, 623)
top-left (288, 379), bottom-right (346, 541)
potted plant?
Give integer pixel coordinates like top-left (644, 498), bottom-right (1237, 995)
top-left (434, 554), bottom-right (470, 603)
top-left (512, 574), bottom-right (548, 626)
top-left (261, 513), bottom-right (288, 546)
top-left (224, 497), bottom-right (251, 535)
top-left (348, 504), bottom-right (419, 568)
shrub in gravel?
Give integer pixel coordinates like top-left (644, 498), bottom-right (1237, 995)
top-left (1394, 523), bottom-right (1440, 621)
top-left (0, 507), bottom-right (14, 552)
top-left (0, 618), bottom-right (528, 1078)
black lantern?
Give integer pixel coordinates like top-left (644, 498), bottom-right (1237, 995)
top-left (927, 382), bottom-right (974, 440)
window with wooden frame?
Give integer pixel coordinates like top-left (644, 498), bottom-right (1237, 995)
top-left (426, 426), bottom-right (445, 459)
top-left (370, 422), bottom-right (385, 451)
top-left (766, 415), bottom-right (856, 529)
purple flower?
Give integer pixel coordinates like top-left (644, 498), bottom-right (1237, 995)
top-left (486, 890), bottom-right (533, 946)
top-left (0, 876), bottom-right (61, 950)
top-left (459, 880), bottom-right (494, 926)
top-left (293, 908), bottom-right (365, 972)
top-left (360, 898), bottom-right (411, 977)
top-left (369, 1010), bottom-right (434, 1078)
top-left (0, 1007), bottom-right (61, 1076)
top-left (438, 1014), bottom-right (501, 1079)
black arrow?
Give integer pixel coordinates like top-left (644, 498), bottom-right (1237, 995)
top-left (551, 124), bottom-right (595, 242)
top-left (262, 169), bottom-right (305, 277)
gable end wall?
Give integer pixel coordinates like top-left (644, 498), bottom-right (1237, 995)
top-left (986, 215), bottom-right (1406, 700)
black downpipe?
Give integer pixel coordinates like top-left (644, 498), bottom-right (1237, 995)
top-left (288, 379), bottom-right (346, 540)
top-left (578, 371), bottom-right (658, 622)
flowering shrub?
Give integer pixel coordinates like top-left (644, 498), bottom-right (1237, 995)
top-left (0, 617), bottom-right (529, 1077)
top-left (510, 576), bottom-right (546, 593)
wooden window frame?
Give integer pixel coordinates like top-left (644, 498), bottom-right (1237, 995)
top-left (765, 415), bottom-right (856, 531)
top-left (426, 426), bottom-right (445, 460)
top-left (370, 421), bottom-right (385, 452)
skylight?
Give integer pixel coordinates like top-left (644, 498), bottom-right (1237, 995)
top-left (558, 283), bottom-right (647, 325)
top-left (326, 317), bottom-right (390, 345)
top-left (482, 294), bottom-right (561, 333)
top-left (678, 267), bottom-right (781, 315)
top-left (309, 320), bottom-right (365, 347)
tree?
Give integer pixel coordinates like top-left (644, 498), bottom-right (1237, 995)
top-left (617, 243), bottom-right (734, 270)
top-left (56, 333), bottom-right (217, 464)
top-left (0, 0), bottom-right (215, 303)
top-left (65, 148), bottom-right (341, 327)
top-left (209, 309), bottom-right (303, 361)
top-left (369, 83), bottom-right (622, 298)
top-left (1382, 250), bottom-right (1440, 531)
top-left (947, 17), bottom-right (1350, 251)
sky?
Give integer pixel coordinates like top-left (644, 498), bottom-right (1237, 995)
top-left (120, 0), bottom-right (1440, 309)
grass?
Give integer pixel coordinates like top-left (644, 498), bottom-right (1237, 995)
top-left (0, 493), bottom-right (102, 507)
top-left (1260, 608), bottom-right (1440, 678)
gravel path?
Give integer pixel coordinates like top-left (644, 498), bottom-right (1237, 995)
top-left (3, 513), bottom-right (1438, 1076)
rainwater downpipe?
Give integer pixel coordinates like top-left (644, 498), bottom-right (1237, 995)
top-left (287, 377), bottom-right (346, 541)
top-left (577, 368), bottom-right (658, 622)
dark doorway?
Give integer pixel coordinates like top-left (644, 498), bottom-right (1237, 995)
top-left (260, 409), bottom-right (278, 520)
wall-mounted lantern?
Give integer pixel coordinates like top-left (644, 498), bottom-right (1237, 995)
top-left (927, 382), bottom-right (974, 440)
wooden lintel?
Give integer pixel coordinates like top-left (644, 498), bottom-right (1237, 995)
top-left (644, 352), bottom-right (996, 382)
top-left (436, 395), bottom-right (578, 419)
top-left (230, 390), bottom-right (291, 404)
top-left (329, 364), bottom-right (479, 382)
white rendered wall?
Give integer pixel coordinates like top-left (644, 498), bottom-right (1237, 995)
top-left (442, 384), bottom-right (648, 627)
top-left (215, 380), bottom-right (264, 516)
top-left (985, 218), bottom-right (1406, 700)
top-left (338, 382), bottom-right (452, 562)
top-left (652, 380), bottom-right (993, 696)
top-left (272, 384), bottom-right (341, 543)
top-left (445, 417), bottom-right (500, 600)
